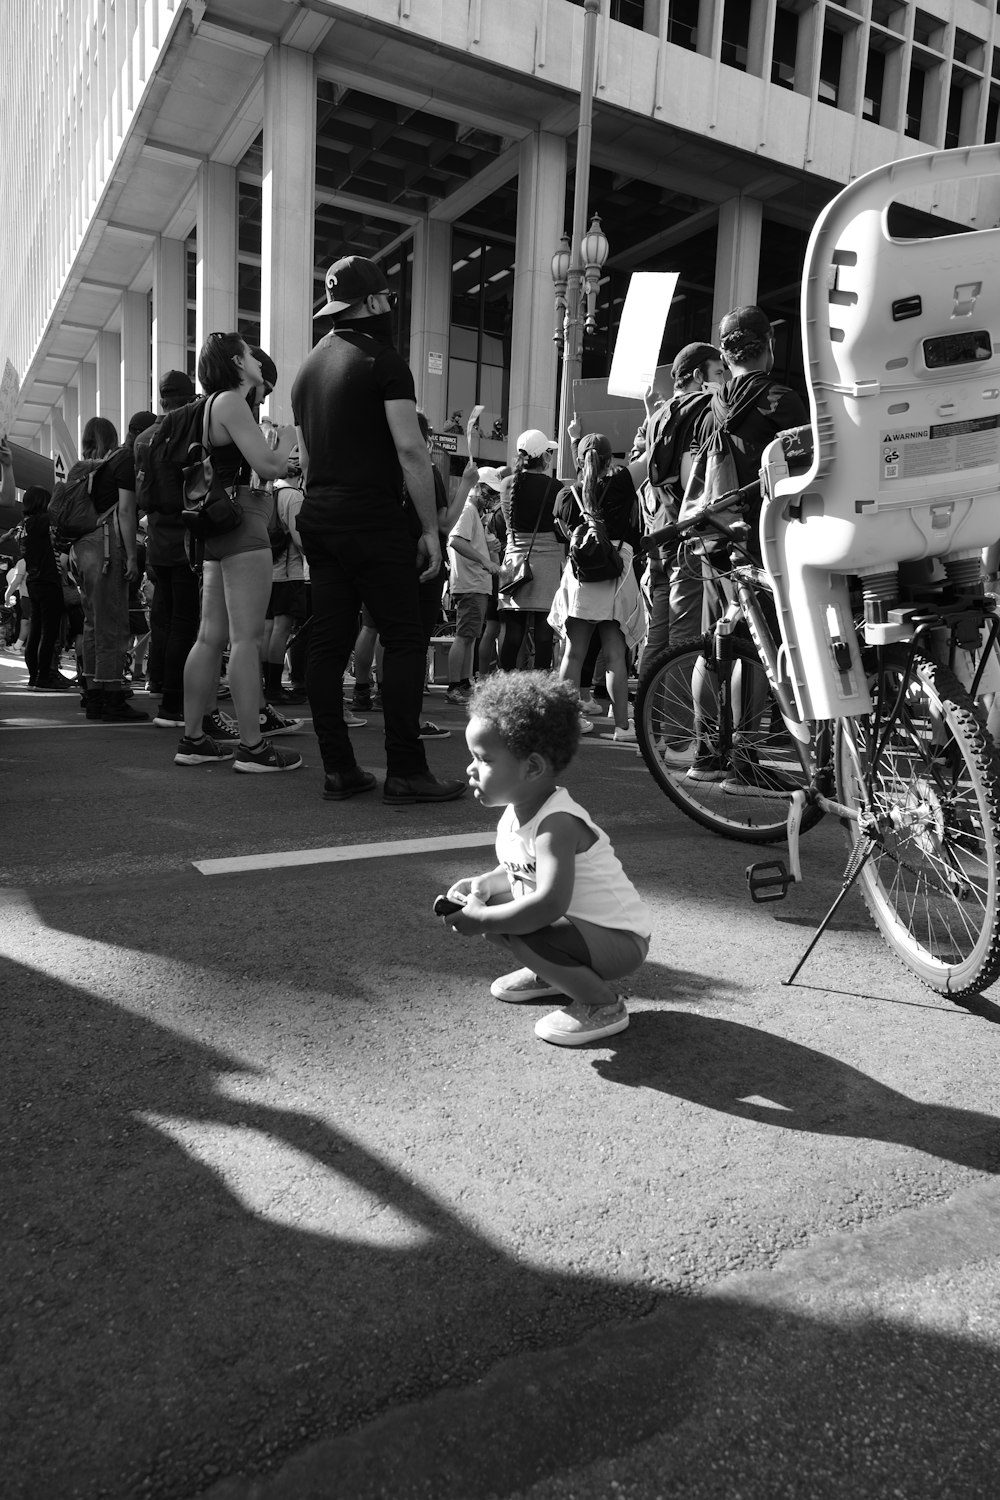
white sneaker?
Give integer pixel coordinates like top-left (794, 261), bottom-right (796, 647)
top-left (535, 997), bottom-right (629, 1046)
top-left (578, 714), bottom-right (594, 735)
top-left (490, 968), bottom-right (565, 1002)
top-left (612, 721), bottom-right (637, 743)
top-left (344, 709), bottom-right (367, 728)
top-left (579, 694), bottom-right (601, 715)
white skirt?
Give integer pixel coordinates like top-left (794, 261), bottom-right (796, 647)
top-left (548, 543), bottom-right (648, 651)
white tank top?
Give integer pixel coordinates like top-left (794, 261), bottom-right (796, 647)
top-left (496, 786), bottom-right (651, 941)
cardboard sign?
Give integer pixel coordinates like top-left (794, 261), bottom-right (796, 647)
top-left (607, 273), bottom-right (679, 399)
top-left (0, 359), bottom-right (20, 440)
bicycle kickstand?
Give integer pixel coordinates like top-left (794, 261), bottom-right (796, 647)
top-left (782, 835), bottom-right (876, 986)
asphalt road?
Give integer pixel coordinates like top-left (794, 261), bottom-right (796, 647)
top-left (3, 649), bottom-right (1000, 1499)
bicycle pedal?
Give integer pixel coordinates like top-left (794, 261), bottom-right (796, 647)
top-left (745, 860), bottom-right (792, 904)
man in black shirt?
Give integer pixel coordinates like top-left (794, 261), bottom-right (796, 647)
top-left (291, 256), bottom-right (464, 804)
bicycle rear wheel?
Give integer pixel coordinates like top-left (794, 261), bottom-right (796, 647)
top-left (635, 639), bottom-right (819, 843)
top-left (834, 649), bottom-right (1000, 996)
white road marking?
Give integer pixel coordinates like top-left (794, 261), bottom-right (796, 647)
top-left (194, 830), bottom-right (496, 876)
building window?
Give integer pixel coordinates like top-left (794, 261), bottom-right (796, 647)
top-left (945, 82), bottom-right (964, 150)
top-left (721, 0), bottom-right (750, 72)
top-left (863, 47), bottom-right (886, 123)
top-left (819, 26), bottom-right (844, 107)
top-left (448, 230), bottom-right (514, 441)
top-left (565, 0), bottom-right (646, 24)
top-left (771, 6), bottom-right (798, 90)
top-left (185, 239), bottom-right (197, 381)
top-left (905, 67), bottom-right (926, 138)
top-left (668, 0), bottom-right (699, 51)
top-left (237, 175), bottom-right (262, 352)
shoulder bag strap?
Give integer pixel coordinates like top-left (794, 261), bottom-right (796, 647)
top-left (523, 476), bottom-right (558, 564)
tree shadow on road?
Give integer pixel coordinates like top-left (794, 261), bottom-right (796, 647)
top-left (593, 1010), bottom-right (1000, 1174)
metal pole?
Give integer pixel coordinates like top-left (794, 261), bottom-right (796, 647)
top-left (556, 0), bottom-right (600, 481)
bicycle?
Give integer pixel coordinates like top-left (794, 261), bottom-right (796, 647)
top-left (635, 475), bottom-right (1000, 998)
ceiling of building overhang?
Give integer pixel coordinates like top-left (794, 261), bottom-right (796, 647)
top-left (13, 0), bottom-right (830, 442)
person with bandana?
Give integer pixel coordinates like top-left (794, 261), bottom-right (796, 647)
top-left (291, 255), bottom-right (465, 806)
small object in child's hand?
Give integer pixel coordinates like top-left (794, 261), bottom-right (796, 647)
top-left (433, 893), bottom-right (466, 917)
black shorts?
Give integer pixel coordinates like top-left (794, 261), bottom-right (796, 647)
top-left (267, 580), bottom-right (308, 622)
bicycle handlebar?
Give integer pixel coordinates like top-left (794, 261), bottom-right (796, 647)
top-left (641, 479), bottom-right (759, 555)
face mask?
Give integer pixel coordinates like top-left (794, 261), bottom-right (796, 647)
top-left (334, 312), bottom-right (395, 345)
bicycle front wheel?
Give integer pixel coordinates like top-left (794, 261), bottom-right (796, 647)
top-left (834, 650), bottom-right (1000, 996)
top-left (635, 639), bottom-right (819, 843)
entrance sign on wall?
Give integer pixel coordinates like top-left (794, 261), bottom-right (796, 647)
top-left (607, 273), bottom-right (679, 399)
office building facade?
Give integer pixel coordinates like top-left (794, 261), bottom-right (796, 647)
top-left (2, 0), bottom-right (998, 470)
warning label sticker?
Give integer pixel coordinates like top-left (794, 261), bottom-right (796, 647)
top-left (880, 414), bottom-right (1000, 485)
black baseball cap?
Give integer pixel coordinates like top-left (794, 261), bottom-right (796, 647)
top-left (670, 342), bottom-right (722, 384)
top-left (249, 347), bottom-right (278, 393)
top-left (158, 369), bottom-right (195, 403)
top-left (314, 256), bottom-right (390, 318)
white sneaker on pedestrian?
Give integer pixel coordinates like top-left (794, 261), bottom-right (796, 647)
top-left (535, 996), bottom-right (629, 1046)
top-left (612, 721), bottom-right (637, 743)
top-left (490, 968), bottom-right (565, 1002)
top-left (578, 714), bottom-right (594, 735)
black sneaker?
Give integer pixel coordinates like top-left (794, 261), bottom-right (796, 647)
top-left (418, 721), bottom-right (451, 740)
top-left (383, 772), bottom-right (466, 804)
top-left (723, 761), bottom-right (799, 799)
top-left (352, 686), bottom-right (373, 712)
top-left (268, 684), bottom-right (308, 706)
top-left (203, 709), bottom-right (239, 742)
top-left (259, 703), bottom-right (304, 737)
top-left (175, 734), bottom-right (235, 766)
top-left (233, 738), bottom-right (303, 773)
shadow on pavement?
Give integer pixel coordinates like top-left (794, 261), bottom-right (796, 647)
top-left (7, 959), bottom-right (1000, 1498)
top-left (593, 1010), bottom-right (1000, 1174)
top-left (2, 955), bottom-right (652, 1500)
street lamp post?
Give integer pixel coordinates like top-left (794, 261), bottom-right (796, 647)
top-left (553, 0), bottom-right (609, 479)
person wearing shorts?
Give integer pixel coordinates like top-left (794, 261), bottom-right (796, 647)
top-left (445, 470), bottom-right (502, 701)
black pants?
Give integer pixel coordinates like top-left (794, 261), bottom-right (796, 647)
top-left (149, 563), bottom-right (201, 714)
top-left (499, 611), bottom-right (554, 672)
top-left (300, 527), bottom-right (428, 778)
top-left (26, 581), bottom-right (63, 681)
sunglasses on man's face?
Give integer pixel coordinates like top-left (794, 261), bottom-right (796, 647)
top-left (375, 291), bottom-right (398, 311)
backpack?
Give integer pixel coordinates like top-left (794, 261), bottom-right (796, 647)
top-left (48, 455), bottom-right (119, 540)
top-left (676, 375), bottom-right (774, 553)
top-left (135, 397), bottom-right (208, 516)
top-left (567, 484), bottom-right (624, 584)
top-left (643, 391), bottom-right (712, 537)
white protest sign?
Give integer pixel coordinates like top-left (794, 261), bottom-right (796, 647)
top-left (607, 272), bottom-right (679, 399)
top-left (0, 359), bottom-right (20, 440)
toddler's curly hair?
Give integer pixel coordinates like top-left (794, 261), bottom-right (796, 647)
top-left (469, 671), bottom-right (580, 773)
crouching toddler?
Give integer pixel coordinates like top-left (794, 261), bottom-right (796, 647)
top-left (441, 671), bottom-right (651, 1045)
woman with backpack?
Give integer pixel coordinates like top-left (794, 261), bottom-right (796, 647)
top-left (548, 431), bottom-right (646, 743)
top-left (173, 332), bottom-right (300, 773)
top-left (73, 416), bottom-right (148, 722)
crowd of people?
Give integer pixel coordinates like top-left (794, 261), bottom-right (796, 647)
top-left (1, 284), bottom-right (804, 794)
top-left (1, 276), bottom-right (806, 1044)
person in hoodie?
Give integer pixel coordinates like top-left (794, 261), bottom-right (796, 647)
top-left (671, 306), bottom-right (807, 644)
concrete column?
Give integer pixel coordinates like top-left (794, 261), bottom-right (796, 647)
top-left (508, 130), bottom-right (567, 451)
top-left (122, 290), bottom-right (152, 421)
top-left (196, 161), bottom-right (237, 353)
top-left (39, 422), bottom-right (53, 460)
top-left (61, 385), bottom-right (79, 464)
top-left (153, 235), bottom-right (189, 395)
top-left (713, 196), bottom-right (763, 334)
top-left (410, 218), bottom-right (452, 426)
top-left (77, 362), bottom-right (97, 447)
top-left (95, 330), bottom-right (122, 436)
top-left (260, 46), bottom-right (316, 422)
